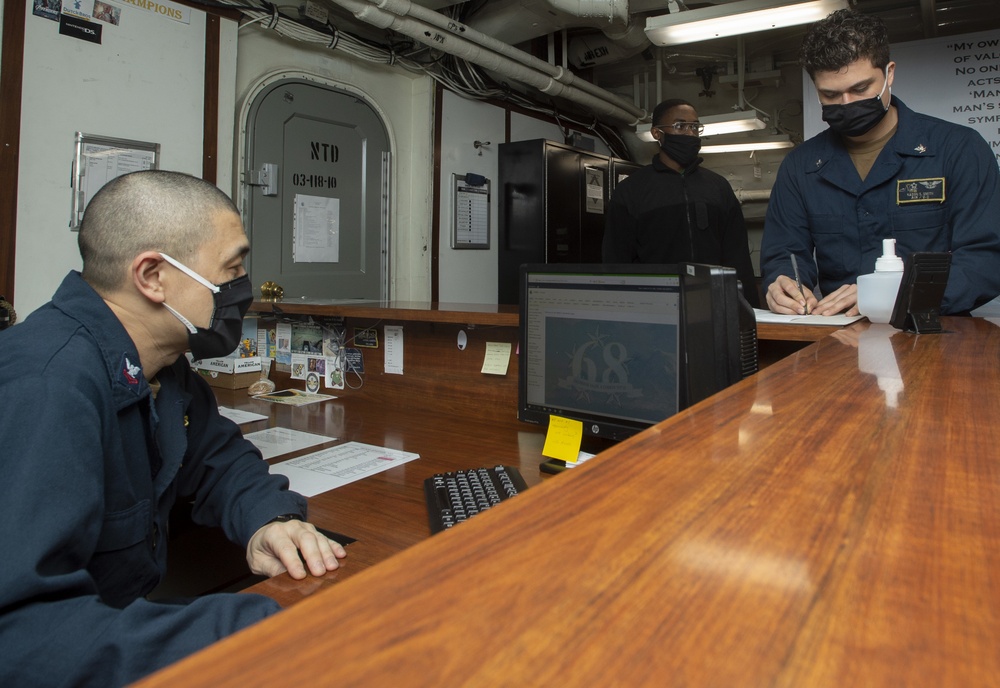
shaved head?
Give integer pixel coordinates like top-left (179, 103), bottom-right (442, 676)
top-left (78, 170), bottom-right (240, 293)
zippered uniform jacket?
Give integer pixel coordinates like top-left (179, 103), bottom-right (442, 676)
top-left (603, 155), bottom-right (762, 308)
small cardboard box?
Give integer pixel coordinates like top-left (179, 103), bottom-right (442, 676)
top-left (192, 356), bottom-right (262, 374)
top-left (195, 368), bottom-right (260, 390)
top-left (191, 356), bottom-right (262, 390)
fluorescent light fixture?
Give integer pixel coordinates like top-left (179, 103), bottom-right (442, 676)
top-left (701, 134), bottom-right (794, 154)
top-left (645, 0), bottom-right (850, 47)
top-left (701, 110), bottom-right (767, 136)
top-left (635, 110), bottom-right (766, 142)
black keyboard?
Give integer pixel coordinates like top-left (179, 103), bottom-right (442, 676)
top-left (424, 465), bottom-right (528, 534)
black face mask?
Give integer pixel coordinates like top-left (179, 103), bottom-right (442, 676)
top-left (658, 134), bottom-right (702, 168)
top-left (821, 68), bottom-right (891, 137)
top-left (186, 275), bottom-right (254, 361)
top-left (160, 253), bottom-right (254, 361)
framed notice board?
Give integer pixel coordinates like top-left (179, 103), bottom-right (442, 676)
top-left (71, 132), bottom-right (160, 230)
top-left (452, 173), bottom-right (491, 249)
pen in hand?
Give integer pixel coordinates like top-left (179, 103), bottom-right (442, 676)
top-left (790, 253), bottom-right (810, 315)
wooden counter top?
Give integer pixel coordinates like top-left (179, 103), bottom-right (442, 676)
top-left (251, 299), bottom-right (846, 342)
top-left (251, 299), bottom-right (519, 326)
top-left (138, 317), bottom-right (1000, 687)
top-left (756, 320), bottom-right (852, 341)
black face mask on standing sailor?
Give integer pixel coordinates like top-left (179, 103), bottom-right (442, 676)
top-left (821, 66), bottom-right (892, 137)
top-left (655, 120), bottom-right (704, 168)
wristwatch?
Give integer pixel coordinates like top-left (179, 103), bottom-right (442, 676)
top-left (269, 513), bottom-right (303, 524)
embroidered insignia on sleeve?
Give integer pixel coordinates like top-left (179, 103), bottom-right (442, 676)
top-left (897, 177), bottom-right (946, 204)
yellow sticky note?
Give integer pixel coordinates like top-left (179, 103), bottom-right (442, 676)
top-left (481, 342), bottom-right (512, 375)
top-left (542, 415), bottom-right (584, 463)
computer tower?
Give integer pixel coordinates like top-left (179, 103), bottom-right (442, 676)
top-left (680, 263), bottom-right (758, 408)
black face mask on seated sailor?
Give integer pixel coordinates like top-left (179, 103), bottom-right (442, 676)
top-left (159, 252), bottom-right (254, 361)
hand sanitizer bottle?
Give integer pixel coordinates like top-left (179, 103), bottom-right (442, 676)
top-left (857, 238), bottom-right (904, 323)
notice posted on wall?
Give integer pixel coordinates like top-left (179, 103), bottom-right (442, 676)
top-left (453, 174), bottom-right (490, 249)
top-left (584, 165), bottom-right (605, 214)
top-left (293, 193), bottom-right (340, 263)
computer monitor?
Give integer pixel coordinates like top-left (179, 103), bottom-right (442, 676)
top-left (518, 264), bottom-right (682, 442)
top-left (517, 263), bottom-right (757, 443)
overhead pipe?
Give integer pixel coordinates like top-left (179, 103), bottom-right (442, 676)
top-left (364, 0), bottom-right (643, 113)
top-left (655, 46), bottom-right (662, 105)
top-left (737, 36), bottom-right (746, 111)
top-left (567, 23), bottom-right (652, 69)
top-left (733, 188), bottom-right (771, 203)
top-left (920, 0), bottom-right (938, 38)
top-left (345, 0), bottom-right (647, 123)
top-left (545, 0), bottom-right (629, 24)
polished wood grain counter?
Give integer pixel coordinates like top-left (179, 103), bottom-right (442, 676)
top-left (251, 299), bottom-right (836, 340)
top-left (756, 320), bottom-right (849, 341)
top-left (251, 299), bottom-right (519, 326)
top-left (138, 317), bottom-right (1000, 686)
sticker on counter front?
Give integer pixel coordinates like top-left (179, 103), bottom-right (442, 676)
top-left (345, 348), bottom-right (365, 374)
top-left (384, 326), bottom-right (403, 375)
top-left (354, 328), bottom-right (378, 348)
top-left (59, 14), bottom-right (102, 43)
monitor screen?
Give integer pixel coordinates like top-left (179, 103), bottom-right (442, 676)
top-left (518, 264), bottom-right (683, 442)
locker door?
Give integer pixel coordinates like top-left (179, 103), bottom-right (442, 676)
top-left (243, 78), bottom-right (390, 299)
top-left (545, 146), bottom-right (608, 264)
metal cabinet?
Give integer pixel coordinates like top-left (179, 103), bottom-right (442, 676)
top-left (497, 139), bottom-right (640, 304)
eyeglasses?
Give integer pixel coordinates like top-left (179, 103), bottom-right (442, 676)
top-left (654, 121), bottom-right (705, 135)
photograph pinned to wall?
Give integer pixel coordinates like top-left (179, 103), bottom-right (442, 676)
top-left (291, 321), bottom-right (324, 355)
top-left (307, 356), bottom-right (326, 377)
top-left (92, 0), bottom-right (121, 24)
top-left (275, 322), bottom-right (292, 365)
top-left (257, 319), bottom-right (277, 360)
top-left (62, 0), bottom-right (96, 19)
top-left (32, 0), bottom-right (62, 21)
top-left (237, 317), bottom-right (258, 358)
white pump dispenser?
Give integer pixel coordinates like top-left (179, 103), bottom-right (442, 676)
top-left (857, 238), bottom-right (904, 323)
